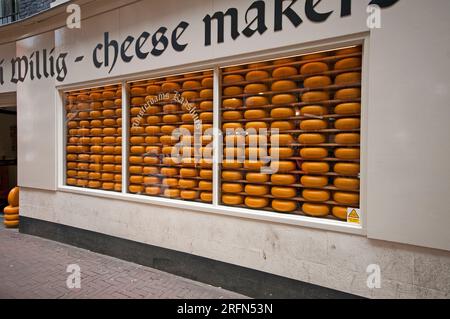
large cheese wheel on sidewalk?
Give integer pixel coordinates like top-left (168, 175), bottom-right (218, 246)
top-left (4, 206), bottom-right (19, 215)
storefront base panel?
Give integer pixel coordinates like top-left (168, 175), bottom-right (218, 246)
top-left (19, 188), bottom-right (450, 299)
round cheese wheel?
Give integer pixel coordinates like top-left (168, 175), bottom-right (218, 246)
top-left (222, 161), bottom-right (242, 169)
top-left (272, 66), bottom-right (298, 78)
top-left (301, 91), bottom-right (330, 103)
top-left (335, 148), bottom-right (360, 160)
top-left (67, 178), bottom-right (77, 185)
top-left (146, 84), bottom-right (161, 94)
top-left (223, 123), bottom-right (243, 131)
top-left (129, 176), bottom-right (144, 184)
top-left (162, 82), bottom-right (181, 92)
top-left (131, 97), bottom-right (145, 106)
top-left (180, 168), bottom-right (197, 178)
top-left (180, 190), bottom-right (199, 200)
top-left (178, 179), bottom-right (198, 189)
top-left (223, 98), bottom-right (243, 109)
top-left (246, 70), bottom-right (270, 81)
top-left (143, 167), bottom-right (159, 175)
top-left (103, 128), bottom-right (117, 136)
top-left (165, 189), bottom-right (181, 198)
top-left (334, 192), bottom-right (360, 205)
top-left (4, 205), bottom-right (19, 215)
top-left (248, 62), bottom-right (271, 69)
top-left (335, 88), bottom-right (361, 100)
top-left (334, 58), bottom-right (361, 70)
top-left (103, 100), bottom-right (115, 108)
top-left (332, 206), bottom-right (348, 220)
top-left (273, 57), bottom-right (297, 65)
top-left (180, 124), bottom-right (196, 133)
top-left (130, 137), bottom-right (145, 145)
top-left (298, 133), bottom-right (326, 145)
top-left (200, 192), bottom-right (213, 202)
top-left (271, 121), bottom-right (295, 131)
top-left (335, 118), bottom-right (360, 130)
top-left (4, 220), bottom-right (20, 228)
top-left (223, 111), bottom-right (243, 120)
top-left (304, 76), bottom-right (332, 89)
top-left (4, 213), bottom-right (20, 222)
top-left (335, 103), bottom-right (361, 115)
top-left (7, 187), bottom-right (19, 207)
top-left (103, 137), bottom-right (116, 145)
top-left (163, 115), bottom-right (179, 124)
top-left (160, 126), bottom-right (176, 135)
top-left (271, 94), bottom-right (296, 105)
top-left (222, 194), bottom-right (243, 205)
top-left (245, 184), bottom-right (269, 196)
top-left (224, 86), bottom-right (244, 96)
top-left (130, 87), bottom-right (146, 97)
top-left (301, 52), bottom-right (328, 61)
top-left (302, 203), bottom-right (330, 217)
top-left (300, 105), bottom-right (328, 117)
top-left (272, 200), bottom-right (297, 213)
top-left (163, 104), bottom-right (179, 113)
top-left (271, 161), bottom-right (296, 173)
top-left (182, 81), bottom-right (201, 90)
top-left (222, 171), bottom-right (244, 181)
top-left (244, 83), bottom-right (268, 94)
top-left (335, 133), bottom-right (360, 145)
top-left (161, 167), bottom-right (178, 177)
top-left (144, 177), bottom-right (160, 185)
top-left (246, 173), bottom-right (269, 183)
top-left (334, 178), bottom-right (360, 190)
top-left (131, 107), bottom-right (142, 116)
top-left (198, 101), bottom-right (212, 111)
top-left (146, 106), bottom-right (161, 115)
top-left (199, 181), bottom-right (212, 191)
top-left (223, 74), bottom-right (244, 85)
top-left (244, 109), bottom-right (268, 120)
top-left (244, 160), bottom-right (265, 170)
top-left (270, 147), bottom-right (294, 159)
top-left (200, 89), bottom-right (213, 99)
top-left (335, 72), bottom-right (361, 85)
top-left (245, 197), bottom-right (269, 209)
top-left (271, 174), bottom-right (296, 185)
top-left (181, 113), bottom-right (194, 123)
top-left (300, 148), bottom-right (328, 159)
top-left (302, 162), bottom-right (330, 174)
top-left (300, 119), bottom-right (328, 131)
top-left (224, 66), bottom-right (244, 73)
top-left (303, 189), bottom-right (330, 202)
top-left (200, 170), bottom-right (213, 180)
top-left (246, 122), bottom-right (268, 131)
top-left (246, 135), bottom-right (268, 145)
top-left (222, 183), bottom-right (243, 194)
top-left (300, 62), bottom-right (329, 75)
top-left (334, 163), bottom-right (360, 176)
top-left (271, 80), bottom-right (296, 92)
top-left (301, 176), bottom-right (328, 188)
top-left (246, 96), bottom-right (270, 108)
top-left (270, 107), bottom-right (295, 119)
top-left (130, 146), bottom-right (145, 155)
top-left (272, 187), bottom-right (297, 199)
top-left (145, 187), bottom-right (161, 196)
top-left (271, 134), bottom-right (294, 146)
top-left (129, 185), bottom-right (144, 193)
top-left (162, 178), bottom-right (178, 187)
top-left (336, 47), bottom-right (361, 55)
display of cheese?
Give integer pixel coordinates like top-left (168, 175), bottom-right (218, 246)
top-left (245, 197), bottom-right (270, 209)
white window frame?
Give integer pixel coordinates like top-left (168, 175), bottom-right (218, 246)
top-left (56, 34), bottom-right (369, 236)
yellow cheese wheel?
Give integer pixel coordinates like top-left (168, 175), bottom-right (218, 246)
top-left (248, 62), bottom-right (271, 68)
top-left (245, 197), bottom-right (269, 209)
top-left (4, 214), bottom-right (19, 222)
top-left (4, 220), bottom-right (19, 228)
top-left (180, 190), bottom-right (199, 200)
top-left (244, 83), bottom-right (268, 94)
top-left (200, 89), bottom-right (213, 99)
top-left (334, 58), bottom-right (361, 70)
top-left (270, 147), bottom-right (294, 159)
top-left (303, 189), bottom-right (330, 202)
top-left (271, 94), bottom-right (296, 105)
top-left (334, 192), bottom-right (360, 205)
top-left (245, 184), bottom-right (269, 196)
top-left (301, 176), bottom-right (328, 188)
top-left (222, 171), bottom-right (244, 181)
top-left (334, 163), bottom-right (360, 176)
top-left (304, 76), bottom-right (332, 88)
top-left (160, 126), bottom-right (176, 135)
top-left (103, 137), bottom-right (116, 145)
top-left (200, 192), bottom-right (213, 202)
top-left (335, 72), bottom-right (361, 85)
top-left (67, 178), bottom-right (77, 185)
top-left (335, 148), bottom-right (360, 160)
top-left (4, 205), bottom-right (19, 215)
top-left (223, 74), bottom-right (245, 85)
top-left (332, 206), bottom-right (348, 220)
top-left (129, 185), bottom-right (144, 193)
top-left (163, 115), bottom-right (179, 124)
top-left (301, 91), bottom-right (330, 103)
top-left (300, 148), bottom-right (328, 159)
top-left (222, 183), bottom-right (243, 194)
top-left (335, 103), bottom-right (361, 115)
top-left (181, 113), bottom-right (195, 123)
top-left (273, 57), bottom-right (297, 65)
top-left (271, 174), bottom-right (296, 185)
top-left (161, 167), bottom-right (178, 177)
top-left (182, 81), bottom-right (201, 90)
top-left (270, 108), bottom-right (295, 119)
top-left (131, 97), bottom-right (145, 105)
top-left (272, 200), bottom-right (297, 213)
top-left (200, 170), bottom-right (213, 180)
top-left (7, 188), bottom-right (19, 207)
top-left (271, 161), bottom-right (296, 173)
top-left (144, 177), bottom-right (160, 185)
top-left (298, 134), bottom-right (326, 145)
top-left (223, 111), bottom-right (243, 120)
top-left (146, 84), bottom-right (162, 94)
top-left (244, 109), bottom-right (268, 120)
top-left (246, 135), bottom-right (268, 146)
top-left (223, 122), bottom-right (243, 131)
top-left (103, 100), bottom-right (115, 108)
top-left (335, 88), bottom-right (361, 100)
top-left (246, 121), bottom-right (268, 131)
top-left (130, 87), bottom-right (146, 96)
top-left (302, 162), bottom-right (330, 174)
top-left (271, 121), bottom-right (295, 131)
top-left (223, 98), bottom-right (243, 108)
top-left (335, 118), bottom-right (360, 130)
top-left (146, 106), bottom-right (161, 115)
top-left (143, 167), bottom-right (159, 175)
top-left (246, 173), bottom-right (269, 183)
top-left (300, 62), bottom-right (329, 75)
top-left (222, 194), bottom-right (243, 205)
top-left (300, 119), bottom-right (328, 131)
top-left (334, 178), bottom-right (360, 190)
top-left (165, 189), bottom-right (181, 198)
top-left (270, 134), bottom-right (294, 146)
top-left (103, 128), bottom-right (117, 136)
top-left (246, 70), bottom-right (270, 81)
top-left (272, 187), bottom-right (297, 199)
top-left (130, 146), bottom-right (145, 155)
top-left (272, 67), bottom-right (298, 78)
top-left (335, 133), bottom-right (360, 145)
top-left (222, 160), bottom-right (242, 169)
top-left (199, 181), bottom-right (212, 191)
top-left (162, 82), bottom-right (181, 92)
top-left (145, 187), bottom-right (161, 196)
top-left (129, 175), bottom-right (144, 184)
top-left (302, 203), bottom-right (330, 217)
top-left (163, 104), bottom-right (179, 113)
top-left (162, 178), bottom-right (178, 187)
top-left (301, 52), bottom-right (328, 61)
top-left (180, 168), bottom-right (197, 178)
top-left (336, 47), bottom-right (361, 55)
top-left (271, 80), bottom-right (296, 92)
top-left (246, 96), bottom-right (270, 108)
top-left (178, 179), bottom-right (198, 189)
top-left (223, 86), bottom-right (244, 96)
top-left (244, 160), bottom-right (265, 170)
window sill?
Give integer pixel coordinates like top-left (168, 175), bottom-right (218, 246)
top-left (58, 186), bottom-right (365, 236)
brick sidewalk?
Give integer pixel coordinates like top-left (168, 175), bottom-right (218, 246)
top-left (0, 216), bottom-right (247, 299)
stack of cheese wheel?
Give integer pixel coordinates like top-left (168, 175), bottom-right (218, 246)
top-left (65, 85), bottom-right (123, 192)
top-left (220, 46), bottom-right (362, 221)
top-left (3, 187), bottom-right (19, 228)
top-left (128, 71), bottom-right (214, 203)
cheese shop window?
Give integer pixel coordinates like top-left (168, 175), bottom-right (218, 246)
top-left (220, 46), bottom-right (362, 221)
top-left (128, 70), bottom-right (214, 203)
top-left (65, 84), bottom-right (123, 192)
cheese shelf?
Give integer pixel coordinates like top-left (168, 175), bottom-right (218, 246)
top-left (220, 99), bottom-right (362, 111)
